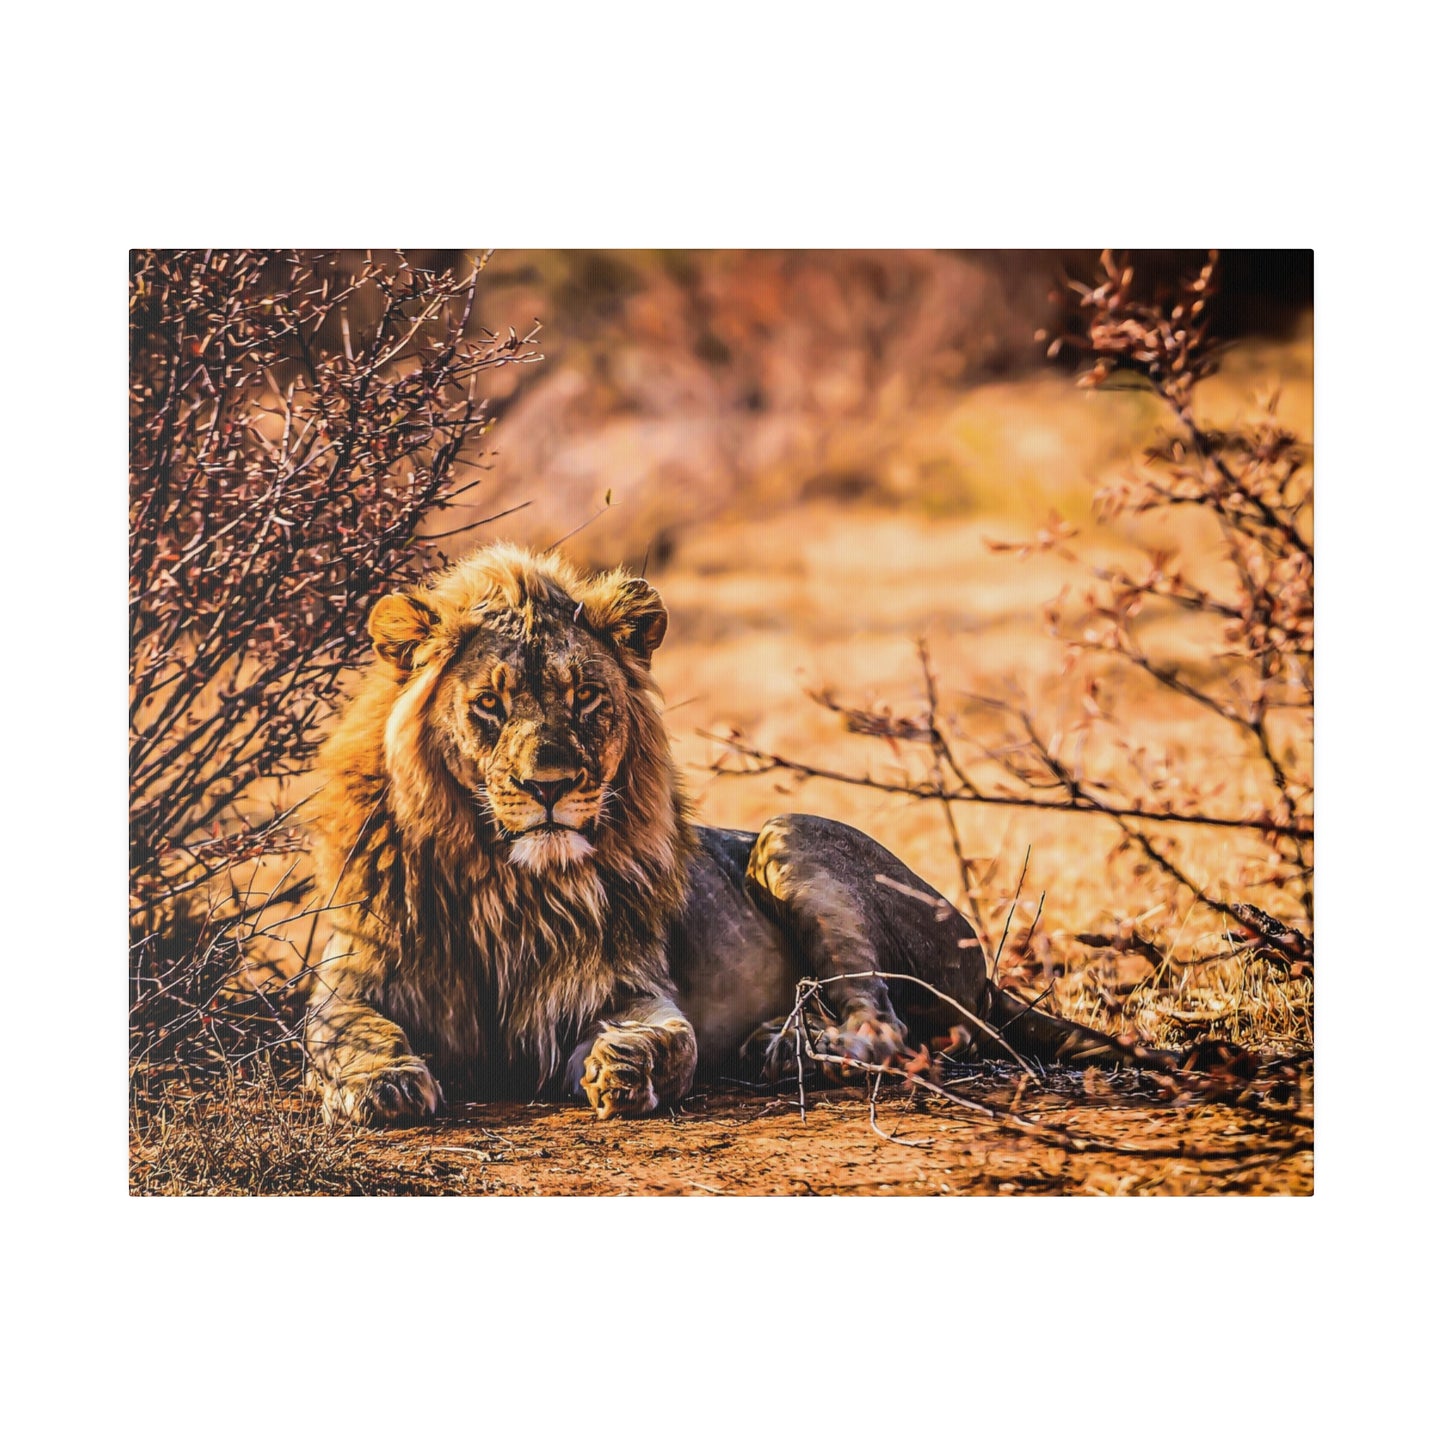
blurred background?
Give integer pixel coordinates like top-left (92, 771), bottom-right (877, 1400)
top-left (424, 250), bottom-right (1313, 901)
top-left (423, 249), bottom-right (1311, 568)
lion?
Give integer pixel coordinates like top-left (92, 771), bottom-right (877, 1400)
top-left (306, 542), bottom-right (1149, 1123)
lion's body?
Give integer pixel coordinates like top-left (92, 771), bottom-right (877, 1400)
top-left (306, 544), bottom-right (1139, 1123)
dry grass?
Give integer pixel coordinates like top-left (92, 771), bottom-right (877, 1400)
top-left (1126, 949), bottom-right (1314, 1055)
top-left (130, 1071), bottom-right (460, 1196)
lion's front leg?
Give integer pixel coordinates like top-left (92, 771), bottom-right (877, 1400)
top-left (306, 935), bottom-right (444, 1125)
top-left (569, 996), bottom-right (697, 1121)
top-left (308, 999), bottom-right (444, 1124)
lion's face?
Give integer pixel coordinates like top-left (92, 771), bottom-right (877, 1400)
top-left (367, 549), bottom-right (671, 874)
top-left (431, 616), bottom-right (635, 869)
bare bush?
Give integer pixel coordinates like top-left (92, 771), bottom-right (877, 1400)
top-left (710, 251), bottom-right (1313, 1029)
top-left (129, 249), bottom-right (538, 1099)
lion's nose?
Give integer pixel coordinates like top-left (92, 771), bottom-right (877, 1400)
top-left (515, 774), bottom-right (582, 812)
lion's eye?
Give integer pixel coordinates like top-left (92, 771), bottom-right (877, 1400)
top-left (473, 690), bottom-right (504, 718)
top-left (575, 684), bottom-right (604, 713)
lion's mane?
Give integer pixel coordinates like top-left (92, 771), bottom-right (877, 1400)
top-left (310, 545), bottom-right (694, 1092)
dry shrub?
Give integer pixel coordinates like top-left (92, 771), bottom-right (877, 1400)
top-left (711, 251), bottom-right (1314, 1058)
top-left (130, 250), bottom-right (537, 928)
top-left (128, 250), bottom-right (537, 1181)
top-left (131, 1069), bottom-right (365, 1197)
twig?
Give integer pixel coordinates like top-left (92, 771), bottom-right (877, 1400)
top-left (703, 733), bottom-right (1314, 841)
top-left (804, 1043), bottom-right (1304, 1163)
top-left (414, 498), bottom-right (535, 542)
top-left (992, 844), bottom-right (1031, 980)
top-left (545, 497), bottom-right (619, 554)
top-left (793, 971), bottom-right (1040, 1081)
top-left (867, 1071), bottom-right (934, 1149)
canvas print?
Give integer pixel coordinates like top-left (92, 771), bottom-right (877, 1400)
top-left (129, 249), bottom-right (1313, 1195)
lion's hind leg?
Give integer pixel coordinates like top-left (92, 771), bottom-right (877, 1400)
top-left (744, 814), bottom-right (999, 1080)
top-left (742, 814), bottom-right (1161, 1080)
top-left (740, 1002), bottom-right (903, 1084)
top-left (744, 815), bottom-right (939, 1076)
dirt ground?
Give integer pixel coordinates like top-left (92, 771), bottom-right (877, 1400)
top-left (315, 1065), bottom-right (1311, 1197)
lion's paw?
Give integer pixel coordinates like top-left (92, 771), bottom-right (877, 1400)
top-left (323, 1058), bottom-right (444, 1125)
top-left (580, 1031), bottom-right (662, 1121)
top-left (817, 1011), bottom-right (907, 1080)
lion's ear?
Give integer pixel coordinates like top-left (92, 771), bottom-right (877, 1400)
top-left (584, 576), bottom-right (668, 667)
top-left (368, 593), bottom-right (439, 673)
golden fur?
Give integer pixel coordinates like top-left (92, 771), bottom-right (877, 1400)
top-left (306, 544), bottom-right (697, 1121)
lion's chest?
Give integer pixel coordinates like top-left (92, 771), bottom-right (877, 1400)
top-left (386, 875), bottom-right (622, 1093)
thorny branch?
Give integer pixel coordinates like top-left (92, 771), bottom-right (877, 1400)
top-left (706, 250), bottom-right (1313, 979)
top-left (779, 975), bottom-right (1308, 1165)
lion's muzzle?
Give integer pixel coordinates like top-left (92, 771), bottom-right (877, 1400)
top-left (512, 772), bottom-right (583, 814)
top-left (494, 769), bottom-right (601, 868)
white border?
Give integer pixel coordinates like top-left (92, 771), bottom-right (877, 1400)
top-left (6, 3), bottom-right (1435, 1435)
